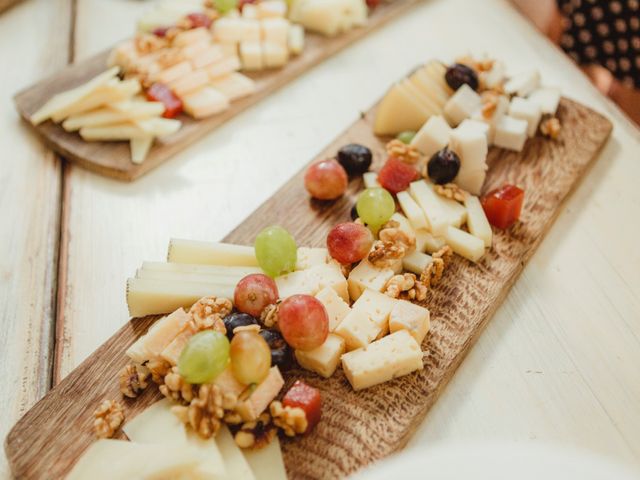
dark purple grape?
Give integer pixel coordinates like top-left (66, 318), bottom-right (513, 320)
top-left (337, 144), bottom-right (372, 176)
top-left (427, 148), bottom-right (461, 184)
top-left (223, 312), bottom-right (258, 338)
top-left (445, 63), bottom-right (479, 91)
top-left (259, 329), bottom-right (293, 371)
top-left (350, 204), bottom-right (358, 220)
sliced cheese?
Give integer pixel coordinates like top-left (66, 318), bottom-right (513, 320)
top-left (207, 55), bottom-right (242, 79)
top-left (169, 69), bottom-right (210, 97)
top-left (236, 367), bottom-right (284, 420)
top-left (295, 333), bottom-right (345, 378)
top-left (240, 41), bottom-right (263, 70)
top-left (362, 171), bottom-right (380, 189)
top-left (410, 114), bottom-right (452, 159)
top-left (341, 330), bottom-right (423, 391)
top-left (243, 436), bottom-right (287, 480)
top-left (388, 300), bottom-right (430, 344)
top-left (315, 286), bottom-right (351, 331)
top-left (182, 87), bottom-right (229, 119)
top-left (168, 240), bottom-right (259, 266)
top-left (216, 426), bottom-right (256, 480)
top-left (464, 195), bottom-right (492, 247)
top-left (210, 73), bottom-right (256, 101)
top-left (141, 261), bottom-right (260, 277)
top-left (443, 84), bottom-right (482, 126)
top-left (288, 24), bottom-right (305, 55)
top-left (173, 27), bottom-right (211, 47)
top-left (263, 41), bottom-right (289, 68)
top-left (62, 103), bottom-right (164, 131)
top-left (347, 259), bottom-right (396, 301)
top-left (130, 136), bottom-right (153, 165)
top-left (261, 17), bottom-right (289, 44)
top-left (276, 263), bottom-right (348, 302)
top-left (334, 309), bottom-right (381, 351)
top-left (409, 180), bottom-right (448, 235)
top-left (402, 250), bottom-right (432, 275)
top-left (374, 82), bottom-right (431, 136)
top-left (415, 229), bottom-right (446, 254)
top-left (157, 61), bottom-right (193, 85)
top-left (444, 225), bottom-right (485, 262)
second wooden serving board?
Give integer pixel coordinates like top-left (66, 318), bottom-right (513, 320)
top-left (5, 97), bottom-right (612, 479)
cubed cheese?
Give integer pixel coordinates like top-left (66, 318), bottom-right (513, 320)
top-left (240, 41), bottom-right (263, 70)
top-left (479, 60), bottom-right (506, 90)
top-left (242, 19), bottom-right (261, 42)
top-left (397, 191), bottom-right (429, 230)
top-left (351, 288), bottom-right (397, 337)
top-left (444, 225), bottom-right (485, 262)
top-left (341, 330), bottom-right (423, 390)
top-left (415, 229), bottom-right (446, 254)
top-left (444, 84), bottom-right (482, 126)
top-left (207, 55), bottom-right (242, 79)
top-left (236, 366), bottom-right (284, 420)
top-left (242, 3), bottom-right (259, 19)
top-left (363, 172), bottom-right (380, 189)
top-left (180, 40), bottom-right (211, 62)
top-left (408, 180), bottom-right (448, 235)
top-left (181, 87), bottom-right (229, 119)
top-left (263, 41), bottom-right (289, 68)
top-left (139, 308), bottom-right (191, 361)
top-left (504, 69), bottom-right (540, 97)
top-left (296, 247), bottom-right (328, 270)
top-left (494, 115), bottom-right (528, 151)
top-left (334, 309), bottom-right (381, 351)
top-left (168, 69), bottom-right (209, 97)
top-left (464, 194), bottom-right (492, 247)
top-left (261, 17), bottom-right (289, 45)
top-left (213, 17), bottom-right (246, 44)
top-left (190, 44), bottom-right (225, 69)
top-left (161, 324), bottom-right (195, 365)
top-left (347, 259), bottom-right (397, 301)
top-left (214, 367), bottom-right (247, 398)
top-left (410, 114), bottom-right (452, 158)
top-left (295, 333), bottom-right (345, 378)
top-left (157, 61), bottom-right (193, 85)
top-left (277, 263), bottom-right (348, 301)
top-left (402, 250), bottom-right (432, 275)
top-left (257, 0), bottom-right (287, 18)
top-left (288, 24), bottom-right (305, 55)
top-left (528, 87), bottom-right (561, 115)
top-left (275, 269), bottom-right (315, 298)
top-left (458, 118), bottom-right (490, 141)
top-left (210, 73), bottom-right (256, 101)
top-left (173, 27), bottom-right (211, 47)
top-left (508, 96), bottom-right (542, 137)
top-left (315, 286), bottom-right (351, 331)
top-left (450, 123), bottom-right (488, 180)
top-left (388, 300), bottom-right (430, 344)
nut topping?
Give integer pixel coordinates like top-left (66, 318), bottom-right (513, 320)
top-left (270, 401), bottom-right (308, 437)
top-left (386, 139), bottom-right (420, 164)
top-left (119, 363), bottom-right (150, 398)
top-left (93, 400), bottom-right (124, 439)
top-left (433, 183), bottom-right (467, 203)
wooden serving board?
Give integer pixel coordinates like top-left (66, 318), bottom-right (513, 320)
top-left (14, 0), bottom-right (424, 182)
top-left (5, 97), bottom-right (612, 479)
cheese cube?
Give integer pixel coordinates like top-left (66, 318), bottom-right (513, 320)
top-left (257, 0), bottom-right (287, 18)
top-left (415, 229), bottom-right (445, 253)
top-left (444, 225), bottom-right (485, 262)
top-left (173, 27), bottom-right (211, 47)
top-left (449, 125), bottom-right (488, 195)
top-left (444, 84), bottom-right (482, 126)
top-left (465, 194), bottom-right (492, 247)
top-left (288, 24), bottom-right (305, 55)
top-left (157, 61), bottom-right (193, 85)
top-left (179, 40), bottom-right (210, 62)
top-left (307, 263), bottom-right (349, 301)
top-left (262, 18), bottom-right (289, 45)
top-left (494, 115), bottom-right (528, 151)
top-left (471, 94), bottom-right (509, 144)
top-left (409, 180), bottom-right (448, 235)
top-left (182, 87), bottom-right (229, 119)
top-left (389, 300), bottom-right (430, 344)
top-left (169, 69), bottom-right (209, 97)
top-left (397, 191), bottom-right (429, 230)
top-left (242, 19), bottom-right (261, 42)
top-left (242, 3), bottom-right (259, 19)
top-left (410, 115), bottom-right (452, 158)
top-left (334, 309), bottom-right (381, 351)
top-left (351, 288), bottom-right (397, 337)
top-left (295, 334), bottom-right (345, 378)
top-left (263, 41), bottom-right (289, 68)
top-left (275, 269), bottom-right (314, 298)
top-left (528, 87), bottom-right (561, 115)
top-left (508, 97), bottom-right (542, 137)
top-left (296, 247), bottom-right (328, 270)
top-left (363, 172), bottom-right (380, 189)
top-left (236, 367), bottom-right (284, 420)
top-left (240, 41), bottom-right (263, 70)
top-left (207, 55), bottom-right (241, 79)
top-left (479, 60), bottom-right (506, 90)
top-left (504, 69), bottom-right (540, 97)
top-left (458, 118), bottom-right (490, 141)
top-left (315, 286), bottom-right (351, 331)
top-left (210, 73), bottom-right (256, 101)
top-left (341, 330), bottom-right (423, 390)
top-left (142, 308), bottom-right (191, 360)
top-left (214, 367), bottom-right (247, 398)
top-left (402, 250), bottom-right (432, 275)
top-left (190, 45), bottom-right (225, 69)
top-left (347, 259), bottom-right (397, 301)
top-left (213, 17), bottom-right (246, 44)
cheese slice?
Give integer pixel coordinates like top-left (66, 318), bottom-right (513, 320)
top-left (240, 41), bottom-right (263, 70)
top-left (334, 309), bottom-right (380, 351)
top-left (191, 45), bottom-right (225, 69)
top-left (207, 55), bottom-right (242, 79)
top-left (168, 240), bottom-right (259, 266)
top-left (157, 61), bottom-right (194, 85)
top-left (423, 182), bottom-right (467, 228)
top-left (217, 426), bottom-right (256, 480)
top-left (182, 87), bottom-right (229, 119)
top-left (243, 436), bottom-right (287, 480)
top-left (415, 229), bottom-right (446, 254)
top-left (173, 27), bottom-right (212, 47)
top-left (315, 286), bottom-right (351, 331)
top-left (62, 103), bottom-right (164, 131)
top-left (388, 300), bottom-right (430, 344)
top-left (295, 333), bottom-right (345, 378)
top-left (288, 24), bottom-right (305, 54)
top-left (399, 79), bottom-right (441, 117)
top-left (409, 180), bottom-right (448, 235)
top-left (374, 83), bottom-right (431, 136)
top-left (347, 259), bottom-right (396, 301)
top-left (141, 261), bottom-right (260, 276)
top-left (351, 288), bottom-right (396, 338)
top-left (130, 136), bottom-right (153, 165)
top-left (138, 266), bottom-right (254, 284)
top-left (296, 247), bottom-right (328, 270)
top-left (363, 172), bottom-right (380, 189)
top-left (236, 366), bottom-right (284, 421)
top-left (341, 330), bottom-right (423, 391)
top-left (464, 195), bottom-right (492, 247)
top-left (263, 41), bottom-right (289, 68)
top-left (169, 69), bottom-right (210, 97)
top-left (444, 225), bottom-right (485, 262)
top-left (409, 66), bottom-right (449, 107)
top-left (209, 73), bottom-right (256, 101)
top-left (402, 250), bottom-right (432, 275)
top-left (410, 114), bottom-right (452, 160)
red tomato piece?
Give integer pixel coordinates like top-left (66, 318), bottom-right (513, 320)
top-left (146, 83), bottom-right (183, 119)
top-left (481, 184), bottom-right (525, 229)
top-left (186, 12), bottom-right (213, 29)
top-left (282, 380), bottom-right (321, 433)
top-left (377, 157), bottom-right (420, 194)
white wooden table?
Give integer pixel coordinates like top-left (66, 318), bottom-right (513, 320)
top-left (1, 0), bottom-right (639, 477)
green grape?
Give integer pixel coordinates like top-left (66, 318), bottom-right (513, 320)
top-left (356, 187), bottom-right (395, 229)
top-left (178, 331), bottom-right (229, 384)
top-left (213, 0), bottom-right (238, 14)
top-left (230, 330), bottom-right (271, 385)
top-left (254, 225), bottom-right (297, 278)
top-left (396, 131), bottom-right (416, 144)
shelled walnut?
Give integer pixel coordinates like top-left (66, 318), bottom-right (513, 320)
top-left (384, 273), bottom-right (427, 302)
top-left (434, 183), bottom-right (467, 203)
top-left (159, 366), bottom-right (195, 404)
top-left (119, 363), bottom-right (150, 398)
top-left (189, 295), bottom-right (232, 333)
top-left (260, 302), bottom-right (280, 329)
top-left (234, 412), bottom-right (277, 449)
top-left (386, 139), bottom-right (420, 164)
top-left (134, 33), bottom-right (168, 55)
top-left (270, 401), bottom-right (308, 437)
top-left (421, 246), bottom-right (453, 288)
top-left (378, 220), bottom-right (415, 250)
top-left (93, 400), bottom-right (124, 439)
top-left (540, 116), bottom-right (561, 139)
top-left (172, 383), bottom-right (237, 439)
top-left (147, 358), bottom-right (171, 384)
top-left (368, 240), bottom-right (406, 268)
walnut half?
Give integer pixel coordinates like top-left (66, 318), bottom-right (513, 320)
top-left (93, 400), bottom-right (124, 439)
top-left (119, 363), bottom-right (150, 398)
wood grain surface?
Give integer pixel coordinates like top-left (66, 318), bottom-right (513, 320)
top-left (13, 0), bottom-right (424, 182)
top-left (4, 96), bottom-right (612, 479)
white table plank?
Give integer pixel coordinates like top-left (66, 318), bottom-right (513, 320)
top-left (57, 0), bottom-right (640, 473)
top-left (0, 0), bottom-right (70, 477)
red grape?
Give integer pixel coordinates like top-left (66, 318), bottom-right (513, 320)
top-left (234, 273), bottom-right (279, 317)
top-left (326, 222), bottom-right (373, 264)
top-left (278, 295), bottom-right (329, 351)
top-left (377, 157), bottom-right (420, 194)
top-left (304, 160), bottom-right (348, 200)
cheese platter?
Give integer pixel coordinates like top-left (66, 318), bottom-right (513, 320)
top-left (5, 56), bottom-right (612, 479)
top-left (14, 0), bottom-right (424, 181)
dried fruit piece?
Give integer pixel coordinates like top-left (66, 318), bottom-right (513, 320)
top-left (378, 158), bottom-right (420, 194)
top-left (146, 83), bottom-right (183, 118)
top-left (282, 380), bottom-right (321, 433)
top-left (481, 184), bottom-right (525, 229)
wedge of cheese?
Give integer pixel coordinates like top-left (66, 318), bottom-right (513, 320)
top-left (295, 333), bottom-right (345, 378)
top-left (374, 82), bottom-right (432, 136)
top-left (217, 426), bottom-right (256, 480)
top-left (168, 240), bottom-right (259, 267)
top-left (243, 436), bottom-right (287, 480)
top-left (341, 330), bottom-right (423, 390)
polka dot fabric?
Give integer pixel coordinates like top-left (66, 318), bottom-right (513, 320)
top-left (558, 0), bottom-right (640, 88)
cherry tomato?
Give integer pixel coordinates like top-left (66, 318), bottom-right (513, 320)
top-left (481, 184), bottom-right (524, 229)
top-left (146, 83), bottom-right (183, 119)
top-left (282, 380), bottom-right (321, 433)
top-left (377, 157), bottom-right (420, 194)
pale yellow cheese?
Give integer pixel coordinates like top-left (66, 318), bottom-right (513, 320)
top-left (256, 0), bottom-right (287, 18)
top-left (182, 87), bottom-right (230, 119)
top-left (374, 83), bottom-right (431, 136)
top-left (173, 27), bottom-right (211, 47)
top-left (157, 61), bottom-right (193, 84)
top-left (241, 19), bottom-right (262, 42)
top-left (347, 259), bottom-right (396, 301)
top-left (415, 229), bottom-right (446, 254)
top-left (315, 286), bottom-right (351, 331)
top-left (409, 180), bottom-right (448, 235)
top-left (397, 191), bottom-right (429, 230)
top-left (306, 263), bottom-right (349, 302)
top-left (263, 41), bottom-right (289, 68)
top-left (334, 309), bottom-right (380, 351)
top-left (216, 426), bottom-right (256, 480)
top-left (422, 182), bottom-right (467, 228)
top-left (180, 40), bottom-right (212, 62)
top-left (261, 17), bottom-right (289, 44)
top-left (275, 269), bottom-right (315, 298)
top-left (390, 212), bottom-right (417, 252)
top-left (142, 308), bottom-right (191, 359)
top-left (168, 240), bottom-right (259, 266)
top-left (213, 17), bottom-right (245, 44)
top-left (130, 136), bottom-right (153, 165)
top-left (207, 55), bottom-right (242, 79)
top-left (402, 250), bottom-right (432, 275)
top-left (296, 247), bottom-right (328, 270)
top-left (444, 225), bottom-right (485, 262)
top-left (191, 45), bottom-right (225, 69)
top-left (161, 325), bottom-right (195, 365)
top-left (209, 73), bottom-right (256, 101)
top-left (62, 102), bottom-right (164, 131)
top-left (295, 333), bottom-right (345, 378)
top-left (464, 194), bottom-right (492, 247)
top-left (169, 69), bottom-right (210, 97)
top-left (214, 366), bottom-right (247, 398)
top-left (236, 366), bottom-right (284, 420)
top-left (362, 171), bottom-right (380, 189)
top-left (240, 41), bottom-right (263, 70)
top-left (351, 288), bottom-right (396, 338)
top-left (141, 261), bottom-right (260, 277)
top-left (341, 330), bottom-right (423, 391)
top-left (288, 24), bottom-right (305, 54)
top-left (389, 300), bottom-right (430, 344)
top-left (243, 436), bottom-right (287, 480)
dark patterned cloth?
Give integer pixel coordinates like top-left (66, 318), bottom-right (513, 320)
top-left (558, 0), bottom-right (640, 88)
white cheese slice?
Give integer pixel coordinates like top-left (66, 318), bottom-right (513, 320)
top-left (315, 286), bottom-right (351, 331)
top-left (397, 191), bottom-right (429, 230)
top-left (240, 41), bottom-right (263, 70)
top-left (243, 3), bottom-right (259, 19)
top-left (399, 78), bottom-right (441, 117)
top-left (180, 40), bottom-right (211, 62)
top-left (135, 267), bottom-right (251, 285)
top-left (169, 69), bottom-right (210, 97)
top-left (173, 27), bottom-right (211, 47)
top-left (261, 17), bottom-right (289, 45)
top-left (262, 41), bottom-right (289, 68)
top-left (295, 333), bottom-right (345, 378)
top-left (182, 87), bottom-right (230, 119)
top-left (207, 55), bottom-right (242, 79)
top-left (242, 19), bottom-right (262, 42)
top-left (402, 250), bottom-right (432, 276)
top-left (415, 229), bottom-right (446, 254)
top-left (449, 124), bottom-right (488, 195)
top-left (257, 0), bottom-right (287, 18)
top-left (458, 118), bottom-right (490, 141)
top-left (288, 24), bottom-right (305, 55)
top-left (388, 300), bottom-right (430, 344)
top-left (423, 183), bottom-right (467, 227)
top-left (140, 261), bottom-right (260, 276)
top-left (210, 73), bottom-right (256, 101)
top-left (410, 114), bottom-right (452, 159)
top-left (471, 94), bottom-right (509, 145)
top-left (347, 259), bottom-right (396, 301)
top-left (334, 309), bottom-right (381, 351)
top-left (389, 212), bottom-right (417, 251)
top-left (213, 17), bottom-right (246, 44)
top-left (217, 426), bottom-right (256, 480)
top-left (130, 136), bottom-right (153, 165)
top-left (363, 171), bottom-right (380, 189)
top-left (374, 82), bottom-right (431, 136)
top-left (275, 269), bottom-right (315, 298)
top-left (464, 194), bottom-right (492, 247)
top-left (243, 436), bottom-right (287, 480)
top-left (409, 180), bottom-right (448, 235)
top-left (351, 288), bottom-right (397, 337)
top-left (443, 84), bottom-right (482, 126)
top-left (341, 330), bottom-right (423, 390)
top-left (504, 69), bottom-right (540, 97)
top-left (444, 225), bottom-right (485, 262)
top-left (494, 115), bottom-right (528, 152)
top-left (508, 96), bottom-right (542, 137)
top-left (190, 45), bottom-right (225, 69)
top-left (528, 86), bottom-right (561, 115)
top-left (479, 60), bottom-right (506, 90)
top-left (168, 240), bottom-right (258, 266)
top-left (408, 66), bottom-right (449, 108)
top-left (236, 367), bottom-right (284, 421)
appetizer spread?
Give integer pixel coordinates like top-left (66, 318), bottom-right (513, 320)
top-left (28, 0), bottom-right (383, 165)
